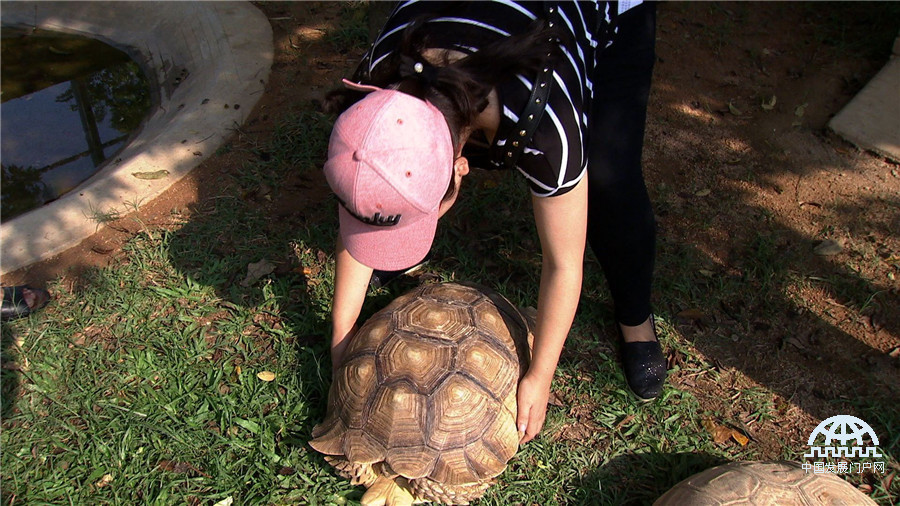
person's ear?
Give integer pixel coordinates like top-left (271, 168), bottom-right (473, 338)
top-left (454, 156), bottom-right (470, 177)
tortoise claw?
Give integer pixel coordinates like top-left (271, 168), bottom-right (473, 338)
top-left (361, 476), bottom-right (421, 506)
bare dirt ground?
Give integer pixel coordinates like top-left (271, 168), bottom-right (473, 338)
top-left (5, 0), bottom-right (899, 479)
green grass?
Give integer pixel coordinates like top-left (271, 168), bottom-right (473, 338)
top-left (810, 2), bottom-right (900, 60)
top-left (85, 202), bottom-right (123, 228)
top-left (3, 115), bottom-right (896, 502)
top-left (323, 2), bottom-right (372, 54)
top-left (3, 3), bottom-right (899, 505)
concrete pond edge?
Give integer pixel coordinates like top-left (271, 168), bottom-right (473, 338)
top-left (1, 1), bottom-right (273, 275)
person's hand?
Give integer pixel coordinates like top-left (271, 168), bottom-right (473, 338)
top-left (331, 323), bottom-right (358, 373)
top-left (516, 369), bottom-right (553, 444)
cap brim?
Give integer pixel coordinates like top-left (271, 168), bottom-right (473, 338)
top-left (341, 79), bottom-right (382, 93)
top-left (338, 204), bottom-right (437, 272)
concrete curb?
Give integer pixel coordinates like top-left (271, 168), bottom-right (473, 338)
top-left (828, 33), bottom-right (900, 162)
top-left (1, 1), bottom-right (273, 274)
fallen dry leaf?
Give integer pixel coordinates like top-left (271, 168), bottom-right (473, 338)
top-left (677, 308), bottom-right (707, 323)
top-left (702, 418), bottom-right (749, 446)
top-left (0, 362), bottom-right (22, 372)
top-left (783, 336), bottom-right (808, 351)
top-left (547, 391), bottom-right (566, 407)
top-left (241, 259), bottom-right (276, 287)
top-left (95, 473), bottom-right (113, 488)
top-left (257, 371), bottom-right (276, 382)
top-left (732, 431), bottom-right (750, 446)
top-left (702, 418), bottom-right (733, 443)
top-left (814, 239), bottom-right (843, 256)
top-left (882, 472), bottom-right (895, 493)
top-left (615, 414), bottom-right (636, 431)
top-left (157, 460), bottom-right (211, 477)
top-left (131, 170), bottom-right (169, 180)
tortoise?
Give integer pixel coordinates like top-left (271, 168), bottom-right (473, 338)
top-left (654, 460), bottom-right (878, 505)
top-left (310, 282), bottom-right (533, 505)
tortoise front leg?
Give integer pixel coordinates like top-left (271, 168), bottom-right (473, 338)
top-left (323, 455), bottom-right (378, 488)
top-left (361, 476), bottom-right (425, 506)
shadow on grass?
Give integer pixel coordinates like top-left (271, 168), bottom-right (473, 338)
top-left (575, 451), bottom-right (728, 505)
top-left (643, 0), bottom-right (900, 437)
top-left (156, 0), bottom-right (898, 459)
top-left (1, 323), bottom-right (20, 419)
top-left (1, 1), bottom-right (878, 503)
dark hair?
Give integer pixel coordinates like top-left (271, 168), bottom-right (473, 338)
top-left (322, 13), bottom-right (561, 203)
top-left (323, 15), bottom-right (560, 146)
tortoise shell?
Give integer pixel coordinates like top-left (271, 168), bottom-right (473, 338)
top-left (310, 282), bottom-right (531, 505)
top-left (654, 460), bottom-right (878, 505)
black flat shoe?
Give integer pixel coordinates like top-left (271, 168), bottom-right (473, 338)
top-left (619, 317), bottom-right (667, 400)
top-left (369, 253), bottom-right (432, 289)
top-left (1, 285), bottom-right (50, 321)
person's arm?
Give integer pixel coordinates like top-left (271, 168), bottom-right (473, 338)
top-left (331, 235), bottom-right (374, 370)
top-left (517, 177), bottom-right (588, 443)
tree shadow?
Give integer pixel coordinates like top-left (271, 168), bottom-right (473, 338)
top-left (3, 1), bottom-right (895, 487)
top-left (1, 323), bottom-right (21, 420)
top-left (572, 451), bottom-right (728, 505)
top-left (162, 1), bottom-right (900, 443)
top-left (634, 0), bottom-right (900, 463)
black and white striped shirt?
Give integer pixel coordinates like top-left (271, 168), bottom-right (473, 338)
top-left (358, 1), bottom-right (643, 197)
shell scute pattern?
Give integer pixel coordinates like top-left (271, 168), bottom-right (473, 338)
top-left (385, 445), bottom-right (440, 479)
top-left (426, 374), bottom-right (498, 450)
top-left (343, 314), bottom-right (391, 359)
top-left (310, 282), bottom-right (532, 505)
top-left (430, 448), bottom-right (481, 485)
top-left (457, 336), bottom-right (518, 400)
top-left (462, 438), bottom-right (511, 480)
top-left (420, 282), bottom-right (484, 305)
top-left (654, 461), bottom-right (878, 505)
top-left (364, 383), bottom-right (427, 448)
top-left (343, 429), bottom-right (386, 465)
top-left (376, 333), bottom-right (455, 394)
top-left (335, 356), bottom-right (377, 430)
top-left (472, 298), bottom-right (516, 347)
top-left (395, 297), bottom-right (474, 343)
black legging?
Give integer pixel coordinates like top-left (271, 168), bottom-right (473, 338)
top-left (586, 2), bottom-right (657, 327)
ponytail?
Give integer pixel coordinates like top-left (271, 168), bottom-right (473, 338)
top-left (323, 14), bottom-right (562, 151)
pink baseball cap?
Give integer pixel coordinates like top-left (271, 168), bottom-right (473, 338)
top-left (323, 81), bottom-right (454, 271)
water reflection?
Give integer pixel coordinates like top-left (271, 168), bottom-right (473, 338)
top-left (1, 30), bottom-right (151, 222)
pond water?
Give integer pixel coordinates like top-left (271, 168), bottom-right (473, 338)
top-left (1, 28), bottom-right (152, 222)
